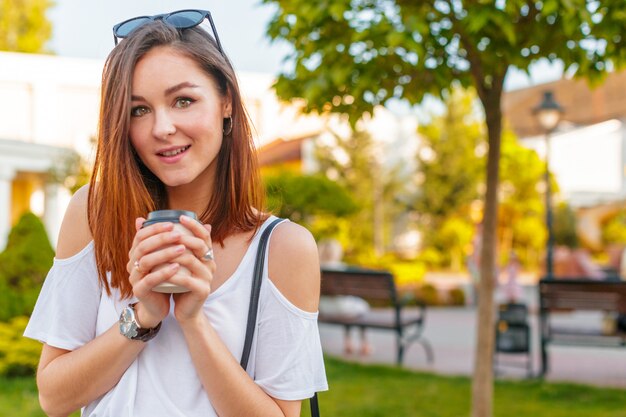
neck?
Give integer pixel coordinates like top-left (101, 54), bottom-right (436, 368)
top-left (166, 183), bottom-right (212, 215)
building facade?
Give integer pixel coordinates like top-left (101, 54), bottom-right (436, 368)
top-left (503, 75), bottom-right (626, 249)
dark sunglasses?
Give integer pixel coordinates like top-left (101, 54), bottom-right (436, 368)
top-left (112, 9), bottom-right (224, 54)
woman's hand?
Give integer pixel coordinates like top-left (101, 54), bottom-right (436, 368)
top-left (169, 215), bottom-right (216, 325)
top-left (127, 217), bottom-right (183, 327)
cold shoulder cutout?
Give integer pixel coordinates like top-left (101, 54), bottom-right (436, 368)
top-left (56, 184), bottom-right (93, 259)
top-left (267, 221), bottom-right (321, 313)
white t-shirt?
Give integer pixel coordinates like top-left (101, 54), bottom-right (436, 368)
top-left (24, 217), bottom-right (328, 417)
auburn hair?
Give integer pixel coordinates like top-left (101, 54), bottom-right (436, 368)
top-left (88, 22), bottom-right (266, 298)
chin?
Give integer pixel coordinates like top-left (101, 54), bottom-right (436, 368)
top-left (159, 176), bottom-right (194, 188)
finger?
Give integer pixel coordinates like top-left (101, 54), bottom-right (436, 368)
top-left (127, 229), bottom-right (182, 274)
top-left (131, 221), bottom-right (176, 250)
top-left (178, 234), bottom-right (213, 262)
top-left (178, 219), bottom-right (213, 260)
top-left (138, 244), bottom-right (187, 275)
top-left (174, 251), bottom-right (216, 280)
top-left (179, 215), bottom-right (211, 241)
top-left (166, 267), bottom-right (212, 300)
top-left (130, 242), bottom-right (185, 279)
top-left (135, 217), bottom-right (146, 232)
top-left (133, 230), bottom-right (183, 264)
top-left (132, 263), bottom-right (180, 298)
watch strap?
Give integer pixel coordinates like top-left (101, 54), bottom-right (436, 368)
top-left (120, 302), bottom-right (162, 342)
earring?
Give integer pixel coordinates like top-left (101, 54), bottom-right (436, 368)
top-left (223, 116), bottom-right (233, 136)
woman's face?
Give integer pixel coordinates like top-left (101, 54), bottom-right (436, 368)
top-left (129, 45), bottom-right (231, 191)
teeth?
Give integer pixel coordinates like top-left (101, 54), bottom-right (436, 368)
top-left (160, 146), bottom-right (189, 157)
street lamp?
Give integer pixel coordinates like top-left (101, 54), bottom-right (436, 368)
top-left (533, 91), bottom-right (563, 280)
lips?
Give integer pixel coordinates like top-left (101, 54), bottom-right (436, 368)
top-left (157, 145), bottom-right (191, 157)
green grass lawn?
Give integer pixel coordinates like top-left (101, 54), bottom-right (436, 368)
top-left (0, 376), bottom-right (79, 417)
top-left (3, 356), bottom-right (625, 417)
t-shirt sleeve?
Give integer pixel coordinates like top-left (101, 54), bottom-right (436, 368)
top-left (252, 279), bottom-right (329, 400)
top-left (23, 241), bottom-right (102, 351)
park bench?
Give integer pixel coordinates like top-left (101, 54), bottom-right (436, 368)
top-left (319, 267), bottom-right (434, 366)
top-left (538, 278), bottom-right (626, 375)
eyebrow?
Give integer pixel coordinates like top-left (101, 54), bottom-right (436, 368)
top-left (131, 82), bottom-right (200, 101)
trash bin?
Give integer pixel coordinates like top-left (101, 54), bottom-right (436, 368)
top-left (494, 303), bottom-right (532, 376)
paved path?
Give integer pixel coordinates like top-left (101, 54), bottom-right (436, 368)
top-left (319, 285), bottom-right (626, 389)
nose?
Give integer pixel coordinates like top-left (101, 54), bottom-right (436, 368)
top-left (152, 109), bottom-right (176, 140)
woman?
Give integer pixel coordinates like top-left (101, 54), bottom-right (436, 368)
top-left (25, 10), bottom-right (327, 417)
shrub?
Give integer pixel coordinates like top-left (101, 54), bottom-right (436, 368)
top-left (264, 170), bottom-right (358, 225)
top-left (0, 317), bottom-right (41, 377)
top-left (447, 287), bottom-right (466, 306)
top-left (0, 212), bottom-right (54, 320)
top-left (418, 283), bottom-right (441, 306)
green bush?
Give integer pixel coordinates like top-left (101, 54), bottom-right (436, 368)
top-left (447, 287), bottom-right (466, 306)
top-left (418, 283), bottom-right (441, 306)
top-left (0, 317), bottom-right (41, 377)
top-left (264, 170), bottom-right (358, 226)
top-left (0, 212), bottom-right (53, 321)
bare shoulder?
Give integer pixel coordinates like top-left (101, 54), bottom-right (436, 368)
top-left (267, 220), bottom-right (320, 313)
top-left (55, 184), bottom-right (93, 259)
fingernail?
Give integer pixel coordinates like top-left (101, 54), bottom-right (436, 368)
top-left (175, 245), bottom-right (185, 253)
top-left (169, 263), bottom-right (179, 270)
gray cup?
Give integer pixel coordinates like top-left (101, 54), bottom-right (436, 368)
top-left (142, 210), bottom-right (198, 293)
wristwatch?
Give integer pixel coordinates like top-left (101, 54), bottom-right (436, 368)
top-left (119, 302), bottom-right (162, 342)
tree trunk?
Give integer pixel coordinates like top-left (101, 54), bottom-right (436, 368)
top-left (471, 87), bottom-right (503, 417)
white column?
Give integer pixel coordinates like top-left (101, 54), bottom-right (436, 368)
top-left (44, 182), bottom-right (62, 248)
top-left (0, 166), bottom-right (16, 251)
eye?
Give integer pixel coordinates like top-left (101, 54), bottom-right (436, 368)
top-left (174, 97), bottom-right (194, 109)
top-left (131, 106), bottom-right (150, 117)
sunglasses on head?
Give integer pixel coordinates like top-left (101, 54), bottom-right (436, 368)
top-left (112, 9), bottom-right (224, 54)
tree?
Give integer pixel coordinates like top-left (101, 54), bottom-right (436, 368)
top-left (416, 86), bottom-right (484, 268)
top-left (602, 208), bottom-right (626, 246)
top-left (498, 128), bottom-right (548, 268)
top-left (263, 2), bottom-right (626, 415)
top-left (553, 202), bottom-right (579, 248)
top-left (314, 129), bottom-right (408, 260)
top-left (264, 169), bottom-right (358, 228)
top-left (0, 0), bottom-right (54, 53)
top-left (417, 87), bottom-right (547, 271)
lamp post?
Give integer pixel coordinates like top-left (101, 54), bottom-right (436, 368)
top-left (533, 91), bottom-right (563, 280)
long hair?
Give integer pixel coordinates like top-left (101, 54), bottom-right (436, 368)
top-left (89, 21), bottom-right (265, 298)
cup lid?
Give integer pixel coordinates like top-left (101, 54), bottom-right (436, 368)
top-left (143, 210), bottom-right (197, 226)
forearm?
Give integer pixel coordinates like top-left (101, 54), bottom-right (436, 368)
top-left (37, 324), bottom-right (146, 416)
top-left (180, 315), bottom-right (288, 417)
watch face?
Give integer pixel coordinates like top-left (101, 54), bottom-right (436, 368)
top-left (120, 307), bottom-right (139, 338)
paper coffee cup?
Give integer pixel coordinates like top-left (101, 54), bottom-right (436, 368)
top-left (142, 210), bottom-right (198, 293)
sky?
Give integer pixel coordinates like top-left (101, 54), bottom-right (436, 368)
top-left (46, 0), bottom-right (563, 96)
top-left (47, 0), bottom-right (291, 74)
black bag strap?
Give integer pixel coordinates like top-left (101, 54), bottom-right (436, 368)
top-left (240, 217), bottom-right (320, 417)
top-left (240, 217), bottom-right (283, 370)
